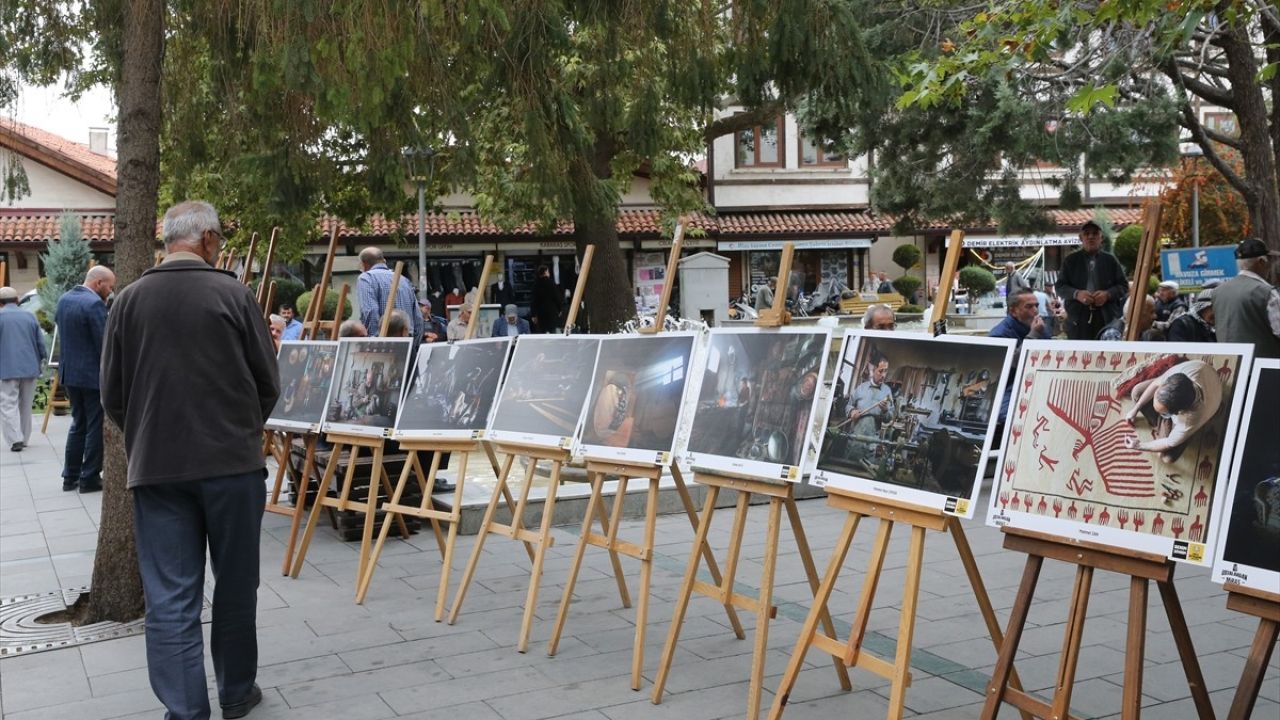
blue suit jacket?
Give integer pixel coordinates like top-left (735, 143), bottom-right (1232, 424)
top-left (55, 285), bottom-right (108, 389)
top-left (491, 316), bottom-right (531, 337)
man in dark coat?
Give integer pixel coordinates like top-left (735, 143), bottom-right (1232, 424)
top-left (531, 264), bottom-right (562, 333)
top-left (102, 200), bottom-right (279, 720)
top-left (54, 265), bottom-right (115, 492)
top-left (1056, 221), bottom-right (1129, 340)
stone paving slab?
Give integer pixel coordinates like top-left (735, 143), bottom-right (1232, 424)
top-left (2, 416), bottom-right (1277, 719)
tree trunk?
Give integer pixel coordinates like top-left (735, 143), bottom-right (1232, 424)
top-left (72, 0), bottom-right (165, 626)
top-left (571, 138), bottom-right (636, 333)
top-left (1222, 22), bottom-right (1280, 253)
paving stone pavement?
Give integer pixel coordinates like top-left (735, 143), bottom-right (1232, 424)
top-left (1, 415), bottom-right (1276, 719)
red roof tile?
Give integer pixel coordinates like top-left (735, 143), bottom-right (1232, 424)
top-left (0, 118), bottom-right (117, 195)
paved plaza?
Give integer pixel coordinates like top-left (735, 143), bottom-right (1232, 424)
top-left (1, 415), bottom-right (1276, 720)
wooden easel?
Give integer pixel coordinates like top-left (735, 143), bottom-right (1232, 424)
top-left (981, 527), bottom-right (1213, 720)
top-left (288, 262), bottom-right (415, 588)
top-left (930, 229), bottom-right (965, 333)
top-left (255, 228), bottom-right (280, 314)
top-left (1223, 585), bottom-right (1278, 720)
top-left (354, 255), bottom-right (499, 619)
top-left (40, 372), bottom-right (70, 434)
top-left (1123, 202), bottom-right (1164, 341)
top-left (447, 247), bottom-right (610, 652)
top-left (768, 490), bottom-right (1030, 720)
top-left (547, 222), bottom-right (745, 689)
top-left (650, 242), bottom-right (851, 719)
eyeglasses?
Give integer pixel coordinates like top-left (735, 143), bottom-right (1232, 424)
top-left (206, 229), bottom-right (227, 250)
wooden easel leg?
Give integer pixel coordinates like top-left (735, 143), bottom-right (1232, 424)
top-left (630, 476), bottom-right (659, 691)
top-left (1228, 617), bottom-right (1278, 720)
top-left (410, 452), bottom-right (446, 557)
top-left (280, 436), bottom-right (317, 576)
top-left (981, 554), bottom-right (1043, 720)
top-left (517, 459), bottom-right (561, 654)
top-left (784, 497), bottom-right (852, 692)
top-left (886, 526), bottom-right (927, 720)
top-left (652, 485), bottom-right (721, 704)
top-left (747, 497), bottom-right (784, 720)
top-left (1048, 565), bottom-right (1094, 720)
top-left (40, 375), bottom-right (58, 434)
top-left (448, 453), bottom-right (516, 624)
top-left (1157, 579), bottom-right (1215, 719)
top-left (267, 432), bottom-right (291, 507)
top-left (768, 512), bottom-right (861, 720)
top-left (355, 443), bottom-right (387, 595)
top-left (548, 472), bottom-right (605, 657)
top-left (375, 461), bottom-right (411, 541)
top-left (355, 449), bottom-right (422, 604)
top-left (948, 519), bottom-right (1033, 720)
top-left (436, 451), bottom-right (467, 623)
top-left (1122, 577), bottom-right (1148, 720)
top-left (289, 441), bottom-right (346, 578)
top-left (501, 480), bottom-right (537, 563)
top-left (601, 477), bottom-right (631, 609)
top-left (671, 466), bottom-right (744, 638)
top-left (844, 518), bottom-right (893, 665)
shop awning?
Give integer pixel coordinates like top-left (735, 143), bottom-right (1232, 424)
top-left (948, 235), bottom-right (1081, 248)
top-left (717, 238), bottom-right (873, 251)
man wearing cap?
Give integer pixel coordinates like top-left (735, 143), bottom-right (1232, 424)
top-left (491, 304), bottom-right (531, 337)
top-left (1056, 221), bottom-right (1129, 340)
top-left (1213, 237), bottom-right (1280, 358)
top-left (754, 277), bottom-right (777, 312)
top-left (1167, 289), bottom-right (1216, 343)
top-left (1152, 280), bottom-right (1187, 332)
top-left (55, 266), bottom-right (116, 491)
top-left (0, 286), bottom-right (46, 452)
top-left (418, 300), bottom-right (446, 343)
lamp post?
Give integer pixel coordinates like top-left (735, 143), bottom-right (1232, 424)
top-left (1181, 144), bottom-right (1203, 248)
top-left (403, 146), bottom-right (438, 300)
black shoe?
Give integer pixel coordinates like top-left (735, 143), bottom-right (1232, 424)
top-left (431, 479), bottom-right (456, 493)
top-left (10, 442), bottom-right (23, 452)
top-left (62, 479), bottom-right (78, 492)
top-left (221, 684), bottom-right (262, 719)
top-left (78, 481), bottom-right (102, 494)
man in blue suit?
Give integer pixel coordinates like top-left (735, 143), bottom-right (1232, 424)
top-left (490, 304), bottom-right (531, 337)
top-left (55, 266), bottom-right (115, 493)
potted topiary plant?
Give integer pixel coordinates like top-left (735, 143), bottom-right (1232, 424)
top-left (957, 266), bottom-right (997, 313)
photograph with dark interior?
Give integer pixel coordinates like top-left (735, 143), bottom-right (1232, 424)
top-left (396, 337), bottom-right (512, 438)
top-left (487, 335), bottom-right (602, 445)
top-left (269, 341), bottom-right (339, 431)
top-left (579, 334), bottom-right (696, 462)
top-left (326, 338), bottom-right (414, 433)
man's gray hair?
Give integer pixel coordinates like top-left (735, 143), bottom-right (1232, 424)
top-left (863, 304), bottom-right (895, 329)
top-left (269, 314), bottom-right (285, 327)
top-left (162, 201), bottom-right (220, 246)
top-left (359, 247), bottom-right (385, 267)
top-left (338, 319), bottom-right (368, 338)
top-left (386, 309), bottom-right (411, 337)
top-left (1238, 256), bottom-right (1268, 274)
top-left (85, 265), bottom-right (114, 283)
top-left (1007, 288), bottom-right (1037, 312)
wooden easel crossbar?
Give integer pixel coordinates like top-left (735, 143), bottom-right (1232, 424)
top-left (768, 489), bottom-right (1031, 720)
top-left (981, 527), bottom-right (1213, 720)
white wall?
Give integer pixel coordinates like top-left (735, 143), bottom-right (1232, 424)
top-left (9, 156), bottom-right (114, 209)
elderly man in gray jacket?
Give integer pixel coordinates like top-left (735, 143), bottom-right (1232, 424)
top-left (102, 200), bottom-right (279, 720)
top-left (0, 286), bottom-right (46, 451)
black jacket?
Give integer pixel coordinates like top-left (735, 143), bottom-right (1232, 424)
top-left (1056, 249), bottom-right (1128, 334)
top-left (102, 256), bottom-right (280, 487)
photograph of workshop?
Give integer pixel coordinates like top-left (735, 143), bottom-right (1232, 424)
top-left (1212, 360), bottom-right (1280, 593)
top-left (813, 331), bottom-right (1015, 517)
top-left (268, 340), bottom-right (339, 432)
top-left (394, 337), bottom-right (512, 440)
top-left (988, 340), bottom-right (1254, 563)
top-left (683, 328), bottom-right (830, 481)
top-left (486, 334), bottom-right (602, 448)
top-left (323, 338), bottom-right (415, 437)
top-left (577, 333), bottom-right (698, 464)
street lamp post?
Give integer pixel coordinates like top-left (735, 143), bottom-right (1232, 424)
top-left (403, 147), bottom-right (438, 300)
top-left (1181, 144), bottom-right (1203, 248)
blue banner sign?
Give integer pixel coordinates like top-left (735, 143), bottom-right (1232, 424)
top-left (1160, 246), bottom-right (1238, 292)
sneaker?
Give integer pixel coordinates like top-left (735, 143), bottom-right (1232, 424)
top-left (221, 684), bottom-right (262, 719)
top-left (431, 479), bottom-right (456, 493)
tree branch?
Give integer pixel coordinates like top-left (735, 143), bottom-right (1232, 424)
top-left (704, 100), bottom-right (786, 142)
top-left (1163, 61), bottom-right (1235, 108)
top-left (1178, 103), bottom-right (1252, 202)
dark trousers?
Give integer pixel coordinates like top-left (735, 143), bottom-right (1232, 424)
top-left (62, 386), bottom-right (103, 486)
top-left (133, 471), bottom-right (265, 720)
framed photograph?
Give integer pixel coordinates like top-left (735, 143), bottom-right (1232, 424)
top-left (682, 327), bottom-right (831, 482)
top-left (267, 341), bottom-right (340, 433)
top-left (1211, 359), bottom-right (1280, 593)
top-left (321, 338), bottom-right (415, 438)
top-left (486, 334), bottom-right (603, 450)
top-left (813, 330), bottom-right (1016, 517)
top-left (987, 341), bottom-right (1254, 565)
top-left (393, 337), bottom-right (513, 441)
top-left (577, 333), bottom-right (698, 465)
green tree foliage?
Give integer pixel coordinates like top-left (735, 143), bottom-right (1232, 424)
top-left (37, 212), bottom-right (92, 311)
top-left (891, 274), bottom-right (922, 302)
top-left (958, 266), bottom-right (997, 298)
top-left (891, 243), bottom-right (922, 272)
top-left (297, 287), bottom-right (352, 324)
top-left (1113, 224), bottom-right (1144, 275)
top-left (897, 0), bottom-right (1278, 251)
top-left (252, 276), bottom-right (306, 312)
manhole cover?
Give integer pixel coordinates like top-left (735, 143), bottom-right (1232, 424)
top-left (0, 588), bottom-right (212, 658)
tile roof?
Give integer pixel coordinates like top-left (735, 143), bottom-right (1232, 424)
top-left (0, 118), bottom-right (117, 195)
top-left (0, 207), bottom-right (1144, 248)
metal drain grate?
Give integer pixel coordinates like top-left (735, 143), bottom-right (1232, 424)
top-left (0, 586), bottom-right (145, 657)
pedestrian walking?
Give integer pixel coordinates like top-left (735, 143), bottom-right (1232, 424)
top-left (0, 286), bottom-right (45, 452)
top-left (102, 201), bottom-right (279, 720)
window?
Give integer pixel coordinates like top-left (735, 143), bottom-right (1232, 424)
top-left (799, 135), bottom-right (847, 167)
top-left (660, 357), bottom-right (684, 385)
top-left (736, 116), bottom-right (784, 168)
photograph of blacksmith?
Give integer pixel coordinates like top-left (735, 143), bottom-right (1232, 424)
top-left (396, 337), bottom-right (511, 436)
top-left (818, 333), bottom-right (1010, 498)
top-left (271, 341), bottom-right (339, 428)
top-left (1121, 358), bottom-right (1224, 464)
